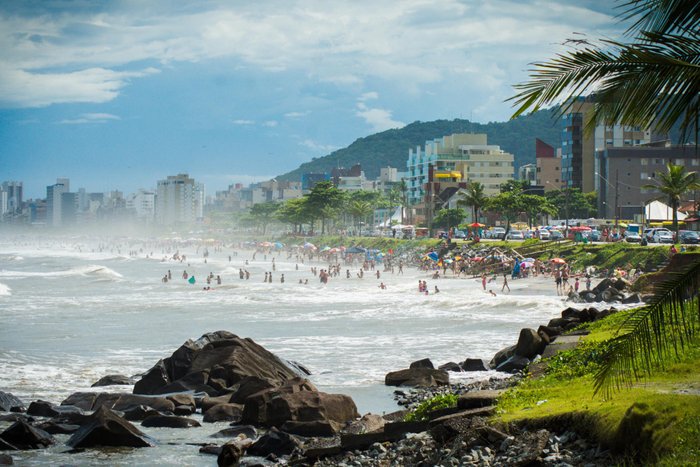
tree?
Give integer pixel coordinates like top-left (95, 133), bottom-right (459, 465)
top-left (431, 208), bottom-right (466, 230)
top-left (276, 198), bottom-right (308, 234)
top-left (485, 192), bottom-right (524, 237)
top-left (509, 0), bottom-right (700, 142)
top-left (305, 181), bottom-right (346, 234)
top-left (520, 194), bottom-right (558, 228)
top-left (457, 181), bottom-right (488, 223)
top-left (545, 188), bottom-right (597, 219)
top-left (643, 162), bottom-right (700, 236)
top-left (499, 180), bottom-right (531, 193)
top-left (347, 199), bottom-right (374, 235)
top-left (249, 202), bottom-right (279, 235)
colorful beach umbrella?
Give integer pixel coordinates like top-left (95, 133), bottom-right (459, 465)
top-left (551, 257), bottom-right (566, 264)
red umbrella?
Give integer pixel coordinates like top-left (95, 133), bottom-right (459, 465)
top-left (551, 257), bottom-right (566, 264)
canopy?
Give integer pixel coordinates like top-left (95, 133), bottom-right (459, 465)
top-left (425, 252), bottom-right (439, 261)
top-left (303, 242), bottom-right (316, 249)
top-left (469, 222), bottom-right (485, 228)
top-left (274, 242), bottom-right (284, 249)
top-left (551, 257), bottom-right (566, 264)
top-left (568, 226), bottom-right (591, 231)
top-left (645, 200), bottom-right (687, 222)
top-left (321, 246), bottom-right (331, 252)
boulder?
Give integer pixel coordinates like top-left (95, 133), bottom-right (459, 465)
top-left (341, 413), bottom-right (385, 435)
top-left (26, 401), bottom-right (85, 420)
top-left (622, 293), bottom-right (643, 304)
top-left (243, 387), bottom-right (358, 433)
top-left (166, 394), bottom-right (196, 411)
top-left (601, 287), bottom-right (623, 302)
top-left (132, 331), bottom-right (299, 398)
top-left (173, 405), bottom-right (194, 416)
top-left (246, 427), bottom-right (301, 457)
top-left (437, 362), bottom-right (462, 372)
top-left (0, 453), bottom-right (12, 464)
top-left (581, 291), bottom-right (597, 303)
top-left (111, 394), bottom-right (175, 413)
top-left (201, 394), bottom-right (234, 413)
top-left (0, 393), bottom-right (24, 413)
top-left (280, 420), bottom-right (336, 437)
top-left (141, 415), bottom-right (201, 428)
top-left (67, 406), bottom-right (154, 448)
top-left (122, 405), bottom-right (161, 422)
top-left (91, 374), bottom-right (133, 387)
top-left (61, 392), bottom-right (104, 411)
top-left (489, 344), bottom-right (516, 369)
top-left (210, 425), bottom-right (257, 439)
top-left (592, 278), bottom-right (615, 295)
top-left (35, 421), bottom-right (80, 435)
top-left (229, 376), bottom-right (278, 404)
top-left (496, 355), bottom-right (530, 373)
top-left (384, 368), bottom-right (449, 387)
top-left (217, 441), bottom-right (244, 467)
top-left (561, 307), bottom-right (582, 320)
top-left (461, 358), bottom-right (489, 372)
top-left (457, 390), bottom-right (504, 409)
top-left (0, 420), bottom-right (54, 450)
top-left (409, 358), bottom-right (434, 369)
top-left (614, 277), bottom-right (632, 291)
top-left (514, 328), bottom-right (546, 359)
top-left (203, 403), bottom-right (244, 423)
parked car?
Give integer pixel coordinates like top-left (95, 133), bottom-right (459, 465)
top-left (549, 230), bottom-right (564, 241)
top-left (587, 230), bottom-right (602, 241)
top-left (649, 228), bottom-right (674, 243)
top-left (506, 230), bottom-right (524, 240)
top-left (537, 230), bottom-right (551, 240)
top-left (453, 229), bottom-right (467, 239)
top-left (679, 230), bottom-right (700, 244)
top-left (491, 227), bottom-right (506, 239)
top-left (624, 231), bottom-right (642, 243)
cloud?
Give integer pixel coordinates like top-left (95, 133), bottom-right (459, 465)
top-left (263, 120), bottom-right (278, 127)
top-left (355, 101), bottom-right (405, 133)
top-left (357, 91), bottom-right (378, 102)
top-left (232, 119), bottom-right (255, 125)
top-left (284, 111), bottom-right (309, 118)
top-left (57, 112), bottom-right (121, 124)
top-left (300, 139), bottom-right (339, 153)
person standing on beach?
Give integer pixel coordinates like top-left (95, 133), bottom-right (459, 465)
top-left (501, 274), bottom-right (510, 293)
top-left (481, 273), bottom-right (487, 291)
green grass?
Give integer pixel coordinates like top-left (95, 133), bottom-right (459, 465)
top-left (404, 393), bottom-right (459, 422)
top-left (496, 307), bottom-right (700, 465)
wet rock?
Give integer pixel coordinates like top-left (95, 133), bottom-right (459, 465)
top-left (173, 405), bottom-right (194, 416)
top-left (201, 394), bottom-right (234, 412)
top-left (166, 393), bottom-right (196, 411)
top-left (111, 394), bottom-right (175, 413)
top-left (200, 444), bottom-right (222, 455)
top-left (496, 355), bottom-right (530, 373)
top-left (91, 374), bottom-right (133, 387)
top-left (228, 376), bottom-right (277, 404)
top-left (247, 427), bottom-right (301, 457)
top-left (0, 393), bottom-right (24, 413)
top-left (461, 358), bottom-right (489, 371)
top-left (61, 392), bottom-right (101, 411)
top-left (141, 415), bottom-right (201, 428)
top-left (342, 413), bottom-right (385, 435)
top-left (210, 425), bottom-right (257, 439)
top-left (0, 420), bottom-right (54, 450)
top-left (384, 368), bottom-right (449, 387)
top-left (286, 360), bottom-right (312, 376)
top-left (514, 328), bottom-right (546, 359)
top-left (26, 401), bottom-right (85, 420)
top-left (35, 421), bottom-right (80, 435)
top-left (0, 453), bottom-right (12, 464)
top-left (622, 293), bottom-right (643, 304)
top-left (0, 415), bottom-right (29, 424)
top-left (203, 403), bottom-right (244, 423)
top-left (409, 358), bottom-right (434, 369)
top-left (280, 420), bottom-right (336, 437)
top-left (437, 362), bottom-right (462, 372)
top-left (122, 405), bottom-right (161, 422)
top-left (217, 441), bottom-right (243, 466)
top-left (489, 344), bottom-right (516, 369)
top-left (67, 406), bottom-right (154, 448)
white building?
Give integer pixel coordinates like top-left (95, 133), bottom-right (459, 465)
top-left (155, 174), bottom-right (204, 225)
top-left (46, 178), bottom-right (69, 226)
top-left (127, 189), bottom-right (156, 221)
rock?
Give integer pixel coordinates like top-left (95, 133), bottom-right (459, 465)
top-left (622, 293), bottom-right (642, 304)
top-left (496, 355), bottom-right (530, 373)
top-left (91, 374), bottom-right (133, 387)
top-left (592, 278), bottom-right (615, 295)
top-left (280, 420), bottom-right (336, 437)
top-left (341, 413), bottom-right (385, 435)
top-left (217, 441), bottom-right (244, 466)
top-left (26, 401), bottom-right (85, 420)
top-left (581, 291), bottom-right (597, 303)
top-left (166, 393), bottom-right (196, 411)
top-left (132, 331), bottom-right (299, 397)
top-left (514, 328), bottom-right (546, 359)
top-left (201, 394), bottom-right (234, 413)
top-left (0, 393), bottom-right (24, 413)
top-left (67, 406), bottom-right (154, 448)
top-left (561, 307), bottom-right (582, 320)
top-left (228, 376), bottom-right (277, 404)
top-left (246, 427), bottom-right (300, 457)
top-left (286, 360), bottom-right (312, 376)
top-left (35, 421), bottom-right (80, 434)
top-left (384, 368), bottom-right (449, 387)
top-left (0, 420), bottom-right (54, 450)
top-left (438, 362), bottom-right (462, 372)
top-left (601, 287), bottom-right (622, 302)
top-left (111, 394), bottom-right (175, 413)
top-left (203, 403), bottom-right (244, 423)
top-left (0, 453), bottom-right (12, 464)
top-left (173, 405), bottom-right (194, 416)
top-left (409, 358), bottom-right (434, 369)
top-left (242, 385), bottom-right (358, 433)
top-left (489, 344), bottom-right (516, 369)
top-left (0, 439), bottom-right (17, 451)
top-left (461, 358), bottom-right (489, 372)
top-left (614, 277), bottom-right (631, 291)
top-left (541, 335), bottom-right (582, 359)
top-left (457, 390), bottom-right (504, 410)
top-left (510, 429), bottom-right (550, 465)
top-left (199, 444), bottom-right (222, 456)
top-left (121, 405), bottom-right (161, 422)
top-left (210, 425), bottom-right (257, 439)
top-left (141, 415), bottom-right (201, 428)
top-left (0, 415), bottom-right (29, 424)
top-left (61, 392), bottom-right (102, 411)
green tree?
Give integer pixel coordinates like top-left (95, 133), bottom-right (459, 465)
top-left (431, 208), bottom-right (466, 230)
top-left (485, 191), bottom-right (524, 237)
top-left (643, 162), bottom-right (700, 236)
top-left (276, 198), bottom-right (308, 234)
top-left (306, 181), bottom-right (346, 234)
top-left (500, 180), bottom-right (531, 193)
top-left (545, 188), bottom-right (597, 219)
top-left (520, 194), bottom-right (558, 228)
top-left (457, 181), bottom-right (488, 223)
top-left (249, 202), bottom-right (279, 235)
top-left (347, 199), bottom-right (374, 235)
top-left (509, 0), bottom-right (700, 141)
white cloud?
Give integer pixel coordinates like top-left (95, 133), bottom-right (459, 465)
top-left (355, 96), bottom-right (405, 132)
top-left (284, 111), bottom-right (309, 118)
top-left (358, 91), bottom-right (379, 102)
top-left (232, 119), bottom-right (255, 125)
top-left (57, 112), bottom-right (121, 124)
top-left (300, 139), bottom-right (339, 153)
top-left (263, 120), bottom-right (278, 127)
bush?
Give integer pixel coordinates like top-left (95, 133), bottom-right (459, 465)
top-left (404, 393), bottom-right (458, 422)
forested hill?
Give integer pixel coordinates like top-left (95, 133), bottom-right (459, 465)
top-left (277, 109), bottom-right (561, 182)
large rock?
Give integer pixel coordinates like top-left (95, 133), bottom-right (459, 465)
top-left (496, 355), bottom-right (530, 373)
top-left (437, 362), bottom-right (462, 372)
top-left (210, 425), bottom-right (257, 439)
top-left (489, 344), bottom-right (516, 369)
top-left (202, 403), bottom-right (244, 423)
top-left (133, 331), bottom-right (300, 397)
top-left (26, 401), bottom-right (85, 421)
top-left (67, 406), bottom-right (154, 448)
top-left (592, 278), bottom-right (615, 295)
top-left (384, 368), bottom-right (449, 387)
top-left (0, 393), bottom-right (24, 413)
top-left (0, 420), bottom-right (54, 450)
top-left (246, 427), bottom-right (301, 457)
top-left (514, 328), bottom-right (546, 359)
top-left (409, 358), bottom-right (434, 369)
top-left (243, 385), bottom-right (358, 434)
top-left (91, 374), bottom-right (133, 387)
top-left (461, 358), bottom-right (489, 372)
top-left (140, 415), bottom-right (201, 428)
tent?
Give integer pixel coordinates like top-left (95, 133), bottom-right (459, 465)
top-left (645, 200), bottom-right (687, 222)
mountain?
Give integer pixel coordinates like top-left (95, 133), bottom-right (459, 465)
top-left (277, 109), bottom-right (561, 182)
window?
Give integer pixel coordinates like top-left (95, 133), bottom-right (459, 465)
top-left (675, 159), bottom-right (685, 166)
top-left (693, 159), bottom-right (700, 166)
top-left (641, 158), bottom-right (648, 165)
top-left (654, 159), bottom-right (662, 164)
top-left (641, 172), bottom-right (648, 180)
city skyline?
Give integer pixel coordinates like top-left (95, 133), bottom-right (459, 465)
top-left (1, 1), bottom-right (622, 199)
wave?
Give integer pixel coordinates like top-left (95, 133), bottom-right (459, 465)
top-left (0, 264), bottom-right (123, 281)
top-left (0, 282), bottom-right (10, 296)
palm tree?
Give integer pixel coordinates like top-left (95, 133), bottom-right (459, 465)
top-left (457, 181), bottom-right (488, 223)
top-left (509, 0), bottom-right (700, 141)
top-left (644, 163), bottom-right (700, 237)
top-left (347, 200), bottom-right (373, 236)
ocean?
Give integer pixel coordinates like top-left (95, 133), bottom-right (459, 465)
top-left (0, 236), bottom-right (569, 465)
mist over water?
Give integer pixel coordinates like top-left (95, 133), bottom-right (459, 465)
top-left (0, 234), bottom-right (571, 465)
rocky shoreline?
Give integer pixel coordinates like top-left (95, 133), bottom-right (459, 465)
top-left (0, 287), bottom-right (639, 467)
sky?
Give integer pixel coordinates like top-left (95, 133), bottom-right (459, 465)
top-left (0, 0), bottom-right (623, 199)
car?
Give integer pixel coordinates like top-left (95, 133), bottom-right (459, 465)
top-left (537, 230), bottom-right (550, 240)
top-left (506, 230), bottom-right (524, 240)
top-left (587, 230), bottom-right (602, 241)
top-left (678, 230), bottom-right (700, 244)
top-left (624, 231), bottom-right (642, 243)
top-left (491, 227), bottom-right (506, 239)
top-left (549, 229), bottom-right (564, 240)
top-left (453, 229), bottom-right (467, 239)
top-left (654, 230), bottom-right (674, 243)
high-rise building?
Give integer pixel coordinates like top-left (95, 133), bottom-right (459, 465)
top-left (155, 174), bottom-right (204, 225)
top-left (46, 179), bottom-right (69, 226)
top-left (1, 181), bottom-right (23, 214)
top-left (535, 139), bottom-right (562, 191)
top-left (126, 189), bottom-right (156, 221)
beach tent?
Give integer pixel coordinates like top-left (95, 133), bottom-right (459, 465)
top-left (645, 200), bottom-right (687, 222)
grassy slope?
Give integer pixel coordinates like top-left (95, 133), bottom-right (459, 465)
top-left (496, 306), bottom-right (700, 465)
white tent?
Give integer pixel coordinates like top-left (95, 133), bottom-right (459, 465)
top-left (645, 200), bottom-right (687, 221)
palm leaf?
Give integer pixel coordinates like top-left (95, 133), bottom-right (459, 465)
top-left (594, 257), bottom-right (700, 397)
top-left (619, 0), bottom-right (700, 36)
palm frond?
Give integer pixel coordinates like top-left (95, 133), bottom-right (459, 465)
top-left (594, 257), bottom-right (700, 397)
top-left (619, 0), bottom-right (700, 36)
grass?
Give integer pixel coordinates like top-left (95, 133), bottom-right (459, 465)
top-left (495, 306), bottom-right (700, 465)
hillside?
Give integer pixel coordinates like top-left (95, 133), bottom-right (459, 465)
top-left (277, 109), bottom-right (561, 181)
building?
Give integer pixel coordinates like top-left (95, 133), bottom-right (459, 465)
top-left (1, 181), bottom-right (23, 218)
top-left (126, 189), bottom-right (156, 221)
top-left (535, 139), bottom-right (562, 191)
top-left (561, 97), bottom-right (650, 191)
top-left (595, 143), bottom-right (700, 220)
top-left (518, 164), bottom-right (537, 185)
top-left (46, 178), bottom-right (69, 226)
top-left (301, 173), bottom-right (330, 192)
top-left (155, 174), bottom-right (205, 225)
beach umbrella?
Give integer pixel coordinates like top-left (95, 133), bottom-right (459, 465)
top-left (522, 258), bottom-right (536, 263)
top-left (426, 252), bottom-right (439, 261)
top-left (551, 257), bottom-right (566, 264)
top-left (469, 222), bottom-right (485, 228)
top-left (260, 241), bottom-right (272, 247)
top-left (376, 252), bottom-right (384, 258)
top-left (520, 262), bottom-right (532, 268)
top-left (303, 242), bottom-right (316, 249)
top-left (274, 242), bottom-right (284, 249)
top-left (321, 246), bottom-right (331, 252)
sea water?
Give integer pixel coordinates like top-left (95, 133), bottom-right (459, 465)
top-left (0, 236), bottom-right (568, 466)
